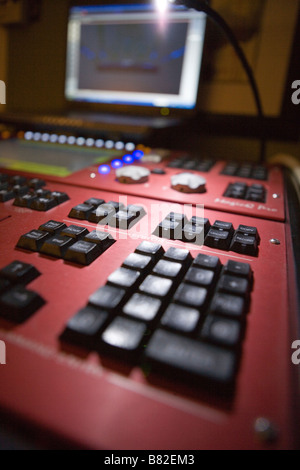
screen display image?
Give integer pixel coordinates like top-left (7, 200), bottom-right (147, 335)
top-left (65, 4), bottom-right (207, 110)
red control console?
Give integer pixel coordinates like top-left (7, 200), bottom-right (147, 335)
top-left (0, 138), bottom-right (299, 450)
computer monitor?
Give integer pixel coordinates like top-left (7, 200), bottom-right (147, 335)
top-left (64, 3), bottom-right (207, 116)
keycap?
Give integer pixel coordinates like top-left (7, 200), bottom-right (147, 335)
top-left (0, 182), bottom-right (9, 191)
top-left (165, 212), bottom-right (188, 225)
top-left (154, 219), bottom-right (183, 240)
top-left (12, 185), bottom-right (30, 196)
top-left (84, 198), bottom-right (105, 207)
top-left (230, 234), bottom-right (258, 257)
top-left (218, 275), bottom-right (250, 296)
top-left (16, 230), bottom-right (50, 251)
top-left (39, 220), bottom-right (67, 235)
top-left (64, 240), bottom-right (102, 265)
top-left (11, 175), bottom-right (27, 186)
top-left (51, 191), bottom-right (70, 204)
top-left (13, 193), bottom-right (38, 208)
top-left (223, 260), bottom-right (253, 281)
top-left (100, 316), bottom-right (147, 361)
top-left (210, 293), bottom-right (246, 319)
top-left (152, 260), bottom-right (184, 279)
top-left (88, 204), bottom-right (116, 224)
top-left (144, 329), bottom-right (237, 386)
top-left (163, 247), bottom-right (192, 265)
top-left (28, 178), bottom-right (46, 189)
top-left (89, 285), bottom-right (126, 311)
top-left (60, 307), bottom-right (108, 349)
top-left (107, 267), bottom-right (141, 289)
top-left (200, 315), bottom-right (243, 348)
top-left (236, 225), bottom-right (260, 243)
top-left (83, 230), bottom-right (115, 252)
top-left (205, 228), bottom-right (232, 251)
top-left (30, 197), bottom-right (57, 211)
top-left (126, 204), bottom-right (146, 218)
top-left (184, 267), bottom-right (215, 287)
top-left (135, 241), bottom-right (164, 260)
top-left (0, 173), bottom-right (8, 183)
top-left (0, 286), bottom-right (45, 323)
top-left (123, 293), bottom-right (162, 322)
top-left (173, 283), bottom-right (208, 310)
top-left (40, 235), bottom-right (74, 258)
top-left (0, 189), bottom-right (15, 202)
top-left (193, 253), bottom-right (221, 271)
top-left (0, 279), bottom-right (11, 294)
top-left (60, 225), bottom-right (89, 240)
top-left (35, 189), bottom-right (51, 198)
top-left (122, 253), bottom-right (153, 272)
top-left (108, 210), bottom-right (139, 230)
top-left (160, 304), bottom-right (200, 334)
top-left (68, 204), bottom-right (94, 220)
top-left (0, 261), bottom-right (40, 285)
top-left (139, 275), bottom-right (173, 298)
top-left (212, 220), bottom-right (234, 233)
top-left (190, 217), bottom-right (211, 234)
top-left (106, 201), bottom-right (125, 211)
top-left (182, 222), bottom-right (205, 245)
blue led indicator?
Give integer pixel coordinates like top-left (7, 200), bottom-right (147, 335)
top-left (98, 164), bottom-right (111, 175)
top-left (111, 159), bottom-right (123, 169)
top-left (123, 154), bottom-right (134, 164)
top-left (132, 150), bottom-right (144, 160)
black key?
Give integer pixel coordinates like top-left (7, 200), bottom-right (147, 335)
top-left (40, 235), bottom-right (74, 258)
top-left (35, 189), bottom-right (51, 198)
top-left (60, 307), bottom-right (108, 349)
top-left (135, 241), bottom-right (164, 260)
top-left (230, 234), bottom-right (258, 257)
top-left (28, 178), bottom-right (46, 189)
top-left (139, 275), bottom-right (173, 298)
top-left (39, 220), bottom-right (67, 235)
top-left (107, 201), bottom-right (126, 212)
top-left (145, 329), bottom-right (237, 386)
top-left (100, 316), bottom-right (147, 362)
top-left (84, 198), bottom-right (105, 207)
top-left (89, 285), bottom-right (126, 311)
top-left (193, 253), bottom-right (221, 272)
top-left (236, 225), bottom-right (260, 243)
top-left (0, 279), bottom-right (11, 294)
top-left (83, 230), bottom-right (115, 252)
top-left (16, 230), bottom-right (50, 252)
top-left (246, 191), bottom-right (265, 203)
top-left (12, 185), bottom-right (30, 196)
top-left (64, 240), bottom-right (102, 265)
top-left (236, 166), bottom-right (252, 178)
top-left (108, 210), bottom-right (138, 230)
top-left (205, 228), bottom-right (232, 251)
top-left (166, 212), bottom-right (188, 225)
top-left (218, 275), bottom-right (250, 296)
top-left (0, 182), bottom-right (9, 191)
top-left (184, 267), bottom-right (215, 288)
top-left (190, 217), bottom-right (211, 234)
top-left (160, 304), bottom-right (200, 334)
top-left (152, 260), bottom-right (184, 279)
top-left (123, 293), bottom-right (162, 322)
top-left (210, 293), bottom-right (246, 319)
top-left (0, 261), bottom-right (40, 285)
top-left (51, 191), bottom-right (70, 204)
top-left (163, 247), bottom-right (192, 265)
top-left (10, 175), bottom-right (27, 186)
top-left (0, 286), bottom-right (45, 323)
top-left (0, 173), bottom-right (8, 183)
top-left (13, 193), bottom-right (38, 208)
top-left (212, 220), bottom-right (234, 233)
top-left (88, 204), bottom-right (116, 224)
top-left (182, 222), bottom-right (205, 245)
top-left (122, 253), bottom-right (153, 272)
top-left (0, 189), bottom-right (15, 202)
top-left (200, 315), bottom-right (243, 348)
top-left (154, 219), bottom-right (183, 240)
top-left (68, 204), bottom-right (94, 220)
top-left (221, 164), bottom-right (238, 176)
top-left (30, 197), bottom-right (57, 211)
top-left (173, 283), bottom-right (207, 310)
top-left (60, 225), bottom-right (89, 240)
top-left (223, 260), bottom-right (253, 281)
top-left (151, 168), bottom-right (166, 175)
top-left (126, 204), bottom-right (146, 218)
top-left (107, 267), bottom-right (141, 289)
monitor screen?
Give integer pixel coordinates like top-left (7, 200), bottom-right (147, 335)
top-left (65, 4), bottom-right (207, 112)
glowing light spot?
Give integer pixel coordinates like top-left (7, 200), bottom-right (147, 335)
top-left (111, 159), bottom-right (123, 169)
top-left (98, 165), bottom-right (111, 175)
top-left (123, 154), bottom-right (134, 164)
top-left (132, 150), bottom-right (144, 160)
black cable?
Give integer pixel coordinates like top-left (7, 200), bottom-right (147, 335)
top-left (172, 0), bottom-right (266, 163)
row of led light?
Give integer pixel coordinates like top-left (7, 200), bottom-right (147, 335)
top-left (23, 131), bottom-right (136, 152)
top-left (98, 150), bottom-right (144, 175)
